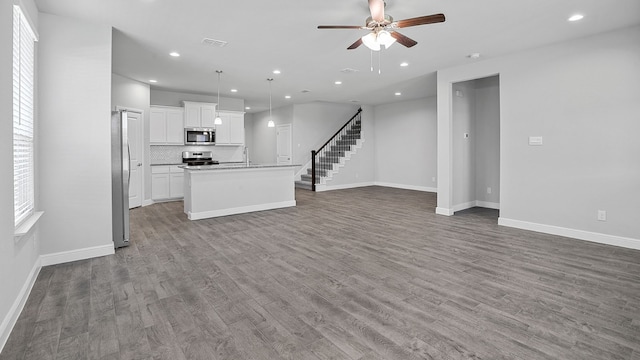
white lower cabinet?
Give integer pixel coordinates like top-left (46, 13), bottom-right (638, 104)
top-left (152, 165), bottom-right (184, 200)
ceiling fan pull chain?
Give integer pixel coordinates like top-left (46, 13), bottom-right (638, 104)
top-left (378, 50), bottom-right (381, 75)
top-left (370, 50), bottom-right (374, 72)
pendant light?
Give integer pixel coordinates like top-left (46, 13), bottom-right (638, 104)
top-left (214, 70), bottom-right (223, 125)
top-left (267, 78), bottom-right (275, 128)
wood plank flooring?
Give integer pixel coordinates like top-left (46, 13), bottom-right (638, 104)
top-left (2, 186), bottom-right (640, 359)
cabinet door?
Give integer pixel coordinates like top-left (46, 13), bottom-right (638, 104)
top-left (228, 113), bottom-right (245, 145)
top-left (215, 114), bottom-right (231, 144)
top-left (166, 109), bottom-right (184, 144)
top-left (170, 173), bottom-right (184, 198)
top-left (184, 103), bottom-right (201, 128)
top-left (201, 105), bottom-right (216, 128)
top-left (149, 108), bottom-right (167, 144)
top-left (151, 173), bottom-right (170, 200)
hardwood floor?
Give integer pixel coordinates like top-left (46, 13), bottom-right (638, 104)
top-left (2, 186), bottom-right (640, 359)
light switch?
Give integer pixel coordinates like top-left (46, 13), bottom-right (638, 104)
top-left (529, 136), bottom-right (543, 146)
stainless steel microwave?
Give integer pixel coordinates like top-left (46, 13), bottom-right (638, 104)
top-left (184, 128), bottom-right (215, 145)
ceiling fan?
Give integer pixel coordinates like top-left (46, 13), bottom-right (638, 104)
top-left (317, 0), bottom-right (445, 51)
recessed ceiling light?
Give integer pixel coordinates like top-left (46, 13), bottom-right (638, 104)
top-left (285, 95), bottom-right (291, 99)
top-left (395, 92), bottom-right (402, 96)
top-left (568, 14), bottom-right (584, 22)
top-left (169, 52), bottom-right (180, 57)
top-left (149, 79), bottom-right (157, 83)
top-left (335, 81), bottom-right (342, 85)
top-left (468, 53), bottom-right (481, 59)
top-left (245, 106), bottom-right (251, 110)
top-left (400, 62), bottom-right (409, 67)
top-left (273, 70), bottom-right (281, 74)
top-left (230, 89), bottom-right (238, 93)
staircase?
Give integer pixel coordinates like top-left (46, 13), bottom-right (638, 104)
top-left (295, 108), bottom-right (363, 191)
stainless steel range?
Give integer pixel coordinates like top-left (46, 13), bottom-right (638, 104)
top-left (182, 151), bottom-right (219, 166)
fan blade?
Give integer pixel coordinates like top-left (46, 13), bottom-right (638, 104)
top-left (390, 31), bottom-right (418, 48)
top-left (396, 13), bottom-right (445, 28)
top-left (368, 0), bottom-right (385, 22)
top-left (318, 25), bottom-right (364, 29)
top-left (347, 38), bottom-right (363, 50)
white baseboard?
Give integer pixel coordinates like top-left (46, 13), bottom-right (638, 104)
top-left (0, 257), bottom-right (41, 353)
top-left (498, 217), bottom-right (640, 251)
top-left (452, 201), bottom-right (477, 213)
top-left (476, 201), bottom-right (500, 210)
top-left (142, 199), bottom-right (154, 207)
top-left (452, 200), bottom-right (501, 213)
top-left (40, 244), bottom-right (115, 267)
top-left (373, 182), bottom-right (437, 193)
top-left (187, 200), bottom-right (296, 220)
top-left (315, 182), bottom-right (375, 192)
top-left (436, 207), bottom-right (454, 216)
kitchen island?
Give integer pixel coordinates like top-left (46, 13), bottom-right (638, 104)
top-left (182, 163), bottom-right (298, 220)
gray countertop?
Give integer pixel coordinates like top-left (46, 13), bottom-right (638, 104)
top-left (180, 163), bottom-right (299, 171)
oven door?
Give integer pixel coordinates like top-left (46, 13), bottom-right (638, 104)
top-left (185, 128), bottom-right (215, 145)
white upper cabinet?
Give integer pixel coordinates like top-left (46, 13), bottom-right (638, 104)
top-left (215, 110), bottom-right (245, 146)
top-left (150, 106), bottom-right (184, 145)
top-left (183, 101), bottom-right (217, 128)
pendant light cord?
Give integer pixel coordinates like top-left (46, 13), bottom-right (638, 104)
top-left (268, 78), bottom-right (273, 119)
top-left (216, 70), bottom-right (222, 117)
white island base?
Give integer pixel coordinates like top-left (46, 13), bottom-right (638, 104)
top-left (183, 164), bottom-right (297, 220)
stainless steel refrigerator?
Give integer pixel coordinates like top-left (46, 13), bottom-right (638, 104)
top-left (111, 110), bottom-right (130, 248)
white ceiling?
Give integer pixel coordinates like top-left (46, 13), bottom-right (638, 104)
top-left (35, 0), bottom-right (640, 113)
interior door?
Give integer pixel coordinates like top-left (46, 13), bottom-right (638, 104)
top-left (127, 111), bottom-right (143, 208)
top-left (276, 124), bottom-right (292, 165)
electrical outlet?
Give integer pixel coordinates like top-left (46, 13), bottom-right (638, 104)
top-left (597, 210), bottom-right (607, 221)
top-left (487, 187), bottom-right (492, 194)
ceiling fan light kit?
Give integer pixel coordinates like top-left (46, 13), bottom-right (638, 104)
top-left (317, 0), bottom-right (445, 51)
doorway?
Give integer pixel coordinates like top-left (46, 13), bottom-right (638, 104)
top-left (276, 124), bottom-right (292, 165)
top-left (451, 75), bottom-right (500, 213)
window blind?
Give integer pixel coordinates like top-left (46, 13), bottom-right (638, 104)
top-left (13, 6), bottom-right (37, 227)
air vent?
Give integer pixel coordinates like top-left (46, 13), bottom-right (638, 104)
top-left (202, 38), bottom-right (228, 47)
top-left (340, 68), bottom-right (359, 74)
top-left (301, 89), bottom-right (311, 93)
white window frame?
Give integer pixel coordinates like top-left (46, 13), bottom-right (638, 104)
top-left (13, 4), bottom-right (39, 234)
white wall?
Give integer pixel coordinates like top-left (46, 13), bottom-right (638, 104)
top-left (38, 14), bottom-right (114, 256)
top-left (0, 0), bottom-right (41, 352)
top-left (474, 76), bottom-right (500, 205)
top-left (150, 89), bottom-right (244, 111)
top-left (438, 26), bottom-right (640, 248)
top-left (250, 105), bottom-right (294, 164)
top-left (248, 101), bottom-right (361, 172)
top-left (452, 81), bottom-right (476, 206)
top-left (112, 74), bottom-right (151, 200)
top-left (374, 98), bottom-right (437, 192)
top-left (451, 76), bottom-right (500, 210)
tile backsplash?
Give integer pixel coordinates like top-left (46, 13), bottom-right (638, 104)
top-left (150, 145), bottom-right (244, 164)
